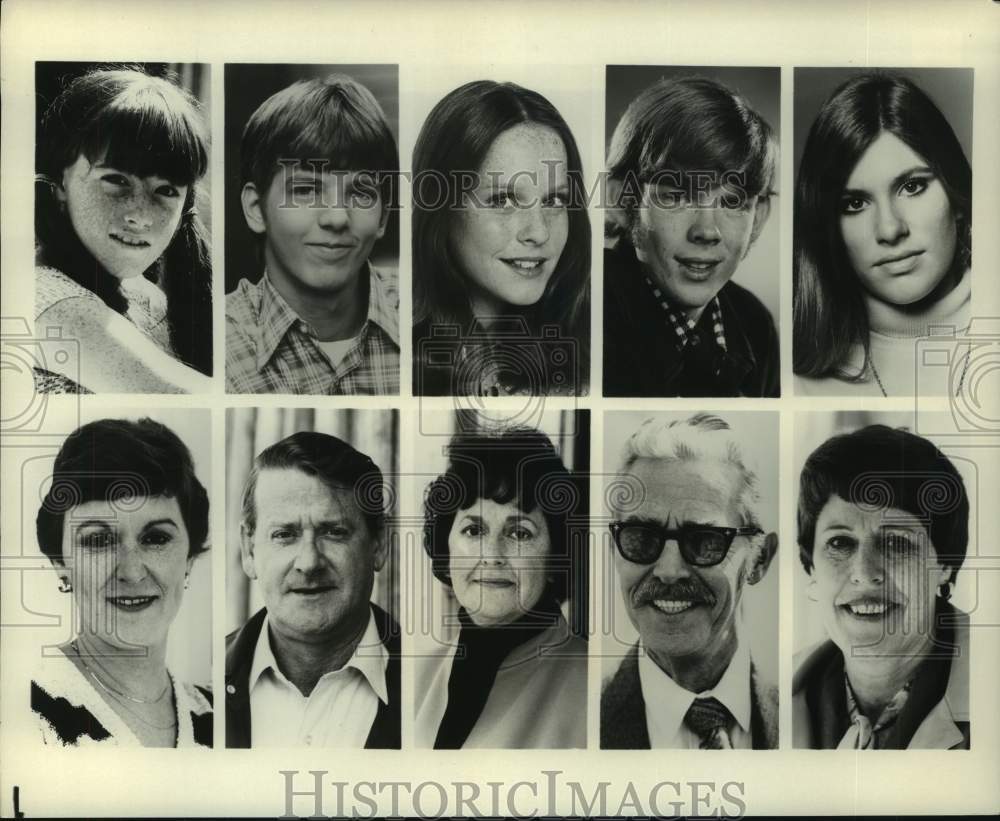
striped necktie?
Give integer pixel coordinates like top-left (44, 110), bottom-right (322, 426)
top-left (684, 697), bottom-right (734, 749)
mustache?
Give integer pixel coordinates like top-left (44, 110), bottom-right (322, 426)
top-left (286, 569), bottom-right (338, 589)
top-left (633, 576), bottom-right (716, 608)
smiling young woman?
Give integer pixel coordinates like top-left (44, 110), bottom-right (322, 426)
top-left (411, 80), bottom-right (591, 397)
top-left (34, 65), bottom-right (213, 393)
top-left (793, 71), bottom-right (972, 396)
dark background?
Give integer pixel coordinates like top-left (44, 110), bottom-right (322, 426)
top-left (224, 64), bottom-right (399, 294)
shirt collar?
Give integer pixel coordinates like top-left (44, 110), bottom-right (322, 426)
top-left (638, 633), bottom-right (752, 742)
top-left (253, 262), bottom-right (399, 372)
top-left (643, 275), bottom-right (728, 353)
top-left (249, 606), bottom-right (388, 704)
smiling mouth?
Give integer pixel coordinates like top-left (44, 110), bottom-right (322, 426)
top-left (106, 595), bottom-right (158, 612)
top-left (650, 598), bottom-right (700, 615)
top-left (109, 233), bottom-right (150, 248)
top-left (675, 257), bottom-right (722, 280)
top-left (840, 600), bottom-right (900, 618)
top-left (475, 579), bottom-right (515, 588)
top-left (501, 258), bottom-right (547, 277)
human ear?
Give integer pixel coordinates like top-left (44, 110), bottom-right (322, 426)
top-left (371, 526), bottom-right (388, 573)
top-left (747, 531), bottom-right (778, 585)
top-left (241, 182), bottom-right (266, 235)
top-left (239, 524), bottom-right (258, 580)
top-left (747, 195), bottom-right (772, 247)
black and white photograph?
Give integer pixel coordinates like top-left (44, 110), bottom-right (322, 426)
top-left (223, 64), bottom-right (400, 395)
top-left (793, 68), bottom-right (974, 397)
top-left (603, 66), bottom-right (781, 398)
top-left (33, 62), bottom-right (213, 394)
top-left (601, 411), bottom-right (779, 749)
top-left (792, 412), bottom-right (974, 749)
top-left (26, 409), bottom-right (213, 747)
top-left (408, 66), bottom-right (592, 398)
top-left (410, 409), bottom-right (589, 748)
top-left (223, 407), bottom-right (399, 748)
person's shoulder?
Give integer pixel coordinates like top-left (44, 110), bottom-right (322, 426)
top-left (792, 639), bottom-right (840, 694)
top-left (720, 279), bottom-right (773, 322)
top-left (35, 265), bottom-right (102, 319)
top-left (225, 277), bottom-right (264, 323)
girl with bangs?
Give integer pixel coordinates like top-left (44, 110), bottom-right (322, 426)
top-left (35, 65), bottom-right (212, 393)
top-left (411, 80), bottom-right (591, 397)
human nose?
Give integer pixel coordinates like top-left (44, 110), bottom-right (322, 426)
top-left (651, 538), bottom-right (692, 583)
top-left (317, 202), bottom-right (350, 231)
top-left (480, 530), bottom-right (513, 564)
top-left (516, 202), bottom-right (550, 245)
top-left (122, 191), bottom-right (154, 231)
top-left (116, 542), bottom-right (148, 584)
top-left (874, 200), bottom-right (909, 245)
top-left (850, 540), bottom-right (884, 586)
top-left (686, 206), bottom-right (722, 245)
top-left (292, 532), bottom-right (325, 573)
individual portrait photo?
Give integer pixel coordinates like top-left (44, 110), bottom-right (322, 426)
top-left (793, 412), bottom-right (973, 749)
top-left (27, 409), bottom-right (213, 747)
top-left (793, 68), bottom-right (974, 397)
top-left (603, 66), bottom-right (780, 398)
top-left (224, 408), bottom-right (399, 748)
top-left (408, 66), bottom-right (592, 398)
top-left (410, 409), bottom-right (590, 748)
top-left (224, 64), bottom-right (400, 395)
top-left (601, 411), bottom-right (779, 749)
top-left (34, 62), bottom-right (213, 393)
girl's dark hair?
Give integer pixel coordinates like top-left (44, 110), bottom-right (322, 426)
top-left (797, 425), bottom-right (968, 585)
top-left (422, 428), bottom-right (581, 604)
top-left (412, 81), bottom-right (591, 391)
top-left (37, 418), bottom-right (210, 565)
top-left (793, 71), bottom-right (972, 380)
top-left (36, 66), bottom-right (213, 375)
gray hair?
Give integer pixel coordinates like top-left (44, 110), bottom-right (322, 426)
top-left (615, 413), bottom-right (760, 527)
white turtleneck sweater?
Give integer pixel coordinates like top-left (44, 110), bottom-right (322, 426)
top-left (795, 271), bottom-right (972, 397)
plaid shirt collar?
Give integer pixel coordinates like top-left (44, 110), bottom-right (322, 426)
top-left (643, 275), bottom-right (727, 353)
top-left (254, 262), bottom-right (399, 372)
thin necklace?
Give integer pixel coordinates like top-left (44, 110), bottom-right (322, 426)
top-left (868, 343), bottom-right (971, 398)
top-left (71, 641), bottom-right (170, 705)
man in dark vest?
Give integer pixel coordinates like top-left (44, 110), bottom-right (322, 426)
top-left (602, 413), bottom-right (778, 748)
top-left (226, 431), bottom-right (399, 748)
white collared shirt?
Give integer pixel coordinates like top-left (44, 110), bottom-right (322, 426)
top-left (638, 637), bottom-right (752, 749)
top-left (248, 607), bottom-right (387, 747)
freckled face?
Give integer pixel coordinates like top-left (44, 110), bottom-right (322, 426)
top-left (839, 132), bottom-right (959, 306)
top-left (450, 124), bottom-right (570, 318)
top-left (63, 496), bottom-right (193, 651)
top-left (810, 495), bottom-right (949, 659)
top-left (60, 155), bottom-right (188, 280)
top-left (447, 498), bottom-right (551, 626)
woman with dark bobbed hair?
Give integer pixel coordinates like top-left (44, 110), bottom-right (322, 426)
top-left (793, 425), bottom-right (970, 749)
top-left (415, 428), bottom-right (588, 748)
top-left (793, 71), bottom-right (972, 396)
top-left (411, 80), bottom-right (591, 397)
top-left (31, 418), bottom-right (212, 747)
top-left (35, 66), bottom-right (213, 393)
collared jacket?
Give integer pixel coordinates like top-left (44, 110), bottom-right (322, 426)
top-left (600, 643), bottom-right (779, 749)
top-left (224, 604), bottom-right (401, 748)
top-left (603, 242), bottom-right (779, 397)
top-left (792, 606), bottom-right (970, 749)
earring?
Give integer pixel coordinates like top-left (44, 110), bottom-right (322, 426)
top-left (937, 581), bottom-right (953, 601)
top-left (183, 574), bottom-right (190, 590)
top-left (58, 577), bottom-right (73, 593)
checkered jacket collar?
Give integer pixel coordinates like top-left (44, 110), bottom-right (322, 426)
top-left (643, 275), bottom-right (727, 353)
top-left (254, 262), bottom-right (399, 371)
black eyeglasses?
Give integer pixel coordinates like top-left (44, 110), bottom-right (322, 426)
top-left (609, 521), bottom-right (763, 567)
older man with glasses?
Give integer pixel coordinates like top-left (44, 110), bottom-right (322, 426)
top-left (602, 413), bottom-right (778, 749)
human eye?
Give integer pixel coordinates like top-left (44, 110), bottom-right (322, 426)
top-left (486, 189), bottom-right (515, 209)
top-left (141, 528), bottom-right (174, 548)
top-left (79, 530), bottom-right (115, 551)
top-left (460, 522), bottom-right (484, 538)
top-left (507, 525), bottom-right (536, 542)
top-left (100, 172), bottom-right (130, 188)
top-left (320, 523), bottom-right (351, 540)
top-left (269, 526), bottom-right (298, 544)
top-left (839, 194), bottom-right (868, 214)
top-left (824, 534), bottom-right (856, 556)
top-left (543, 190), bottom-right (570, 208)
top-left (883, 531), bottom-right (917, 556)
top-left (898, 176), bottom-right (930, 197)
top-left (290, 180), bottom-right (322, 203)
top-left (154, 183), bottom-right (181, 198)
